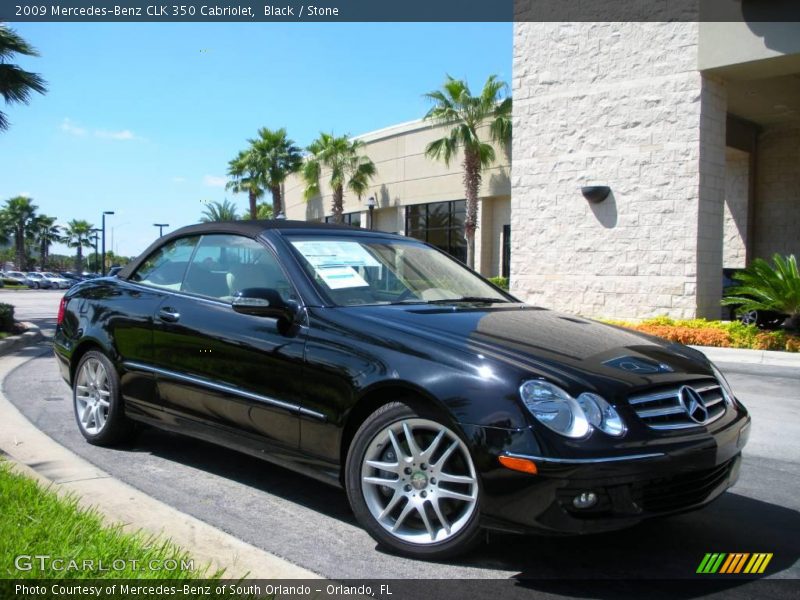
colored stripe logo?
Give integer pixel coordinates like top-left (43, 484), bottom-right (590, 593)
top-left (697, 553), bottom-right (773, 574)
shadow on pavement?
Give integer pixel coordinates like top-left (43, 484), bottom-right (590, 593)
top-left (129, 425), bottom-right (798, 582)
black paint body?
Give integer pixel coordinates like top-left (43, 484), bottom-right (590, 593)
top-left (54, 221), bottom-right (750, 534)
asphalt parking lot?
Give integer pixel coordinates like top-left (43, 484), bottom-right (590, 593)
top-left (3, 290), bottom-right (799, 595)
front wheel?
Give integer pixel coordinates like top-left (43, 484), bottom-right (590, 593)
top-left (345, 401), bottom-right (482, 559)
top-left (73, 350), bottom-right (134, 446)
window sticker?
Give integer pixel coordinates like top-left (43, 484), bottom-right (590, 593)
top-left (291, 240), bottom-right (380, 269)
top-left (316, 266), bottom-right (369, 289)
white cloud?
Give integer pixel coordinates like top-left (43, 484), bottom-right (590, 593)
top-left (203, 175), bottom-right (227, 188)
top-left (60, 118), bottom-right (86, 136)
top-left (60, 118), bottom-right (141, 141)
top-left (95, 129), bottom-right (139, 141)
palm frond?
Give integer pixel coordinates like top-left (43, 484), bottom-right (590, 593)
top-left (722, 254), bottom-right (800, 318)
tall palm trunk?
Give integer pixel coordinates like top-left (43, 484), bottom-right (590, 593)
top-left (271, 185), bottom-right (282, 218)
top-left (40, 238), bottom-right (46, 270)
top-left (15, 225), bottom-right (25, 270)
top-left (75, 243), bottom-right (83, 272)
top-left (248, 190), bottom-right (257, 220)
top-left (462, 150), bottom-right (482, 269)
top-left (332, 185), bottom-right (344, 224)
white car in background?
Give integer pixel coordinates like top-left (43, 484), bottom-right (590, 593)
top-left (41, 272), bottom-right (72, 289)
top-left (25, 272), bottom-right (51, 289)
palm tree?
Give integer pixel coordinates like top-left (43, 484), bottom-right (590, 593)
top-left (2, 196), bottom-right (38, 269)
top-left (200, 199), bottom-right (239, 222)
top-left (0, 25), bottom-right (47, 131)
top-left (303, 133), bottom-right (377, 224)
top-left (227, 128), bottom-right (303, 219)
top-left (32, 214), bottom-right (61, 270)
top-left (64, 219), bottom-right (94, 272)
top-left (226, 150), bottom-right (264, 220)
top-left (241, 202), bottom-right (274, 220)
top-left (249, 127), bottom-right (302, 218)
top-left (423, 75), bottom-right (512, 268)
top-left (722, 254), bottom-right (800, 331)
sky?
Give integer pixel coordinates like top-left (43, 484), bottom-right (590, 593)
top-left (0, 22), bottom-right (512, 258)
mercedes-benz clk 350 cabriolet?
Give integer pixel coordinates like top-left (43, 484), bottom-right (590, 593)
top-left (54, 221), bottom-right (750, 559)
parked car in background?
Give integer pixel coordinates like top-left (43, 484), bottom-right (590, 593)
top-left (3, 271), bottom-right (27, 286)
top-left (59, 272), bottom-right (84, 285)
top-left (41, 272), bottom-right (72, 289)
top-left (25, 272), bottom-right (51, 289)
top-left (55, 222), bottom-right (751, 559)
top-left (722, 268), bottom-right (785, 328)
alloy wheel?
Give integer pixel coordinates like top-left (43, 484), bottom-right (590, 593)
top-left (360, 418), bottom-right (478, 544)
top-left (75, 357), bottom-right (111, 435)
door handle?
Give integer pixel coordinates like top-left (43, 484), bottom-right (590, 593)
top-left (158, 307), bottom-right (181, 323)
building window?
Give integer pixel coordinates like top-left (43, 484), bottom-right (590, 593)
top-left (502, 224), bottom-right (511, 279)
top-left (325, 212), bottom-right (362, 227)
top-left (405, 200), bottom-right (466, 263)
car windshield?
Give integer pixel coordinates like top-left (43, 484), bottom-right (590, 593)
top-left (287, 235), bottom-right (511, 307)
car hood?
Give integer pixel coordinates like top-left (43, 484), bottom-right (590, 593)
top-left (350, 303), bottom-right (714, 394)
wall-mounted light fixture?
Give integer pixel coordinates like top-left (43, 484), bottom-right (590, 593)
top-left (581, 186), bottom-right (611, 203)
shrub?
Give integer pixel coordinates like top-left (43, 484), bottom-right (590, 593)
top-left (488, 276), bottom-right (509, 290)
top-left (722, 253), bottom-right (800, 330)
top-left (604, 315), bottom-right (800, 353)
top-left (0, 303), bottom-right (14, 333)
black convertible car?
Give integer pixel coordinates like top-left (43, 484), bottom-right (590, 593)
top-left (54, 221), bottom-right (751, 558)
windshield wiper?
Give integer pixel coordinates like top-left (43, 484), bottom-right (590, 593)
top-left (426, 296), bottom-right (509, 304)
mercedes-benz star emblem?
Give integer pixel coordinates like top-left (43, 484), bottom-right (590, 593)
top-left (679, 386), bottom-right (709, 424)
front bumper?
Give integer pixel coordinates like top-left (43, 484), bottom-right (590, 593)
top-left (464, 413), bottom-right (751, 535)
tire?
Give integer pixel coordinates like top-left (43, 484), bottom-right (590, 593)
top-left (739, 310), bottom-right (758, 326)
top-left (73, 350), bottom-right (134, 446)
top-left (345, 401), bottom-right (483, 559)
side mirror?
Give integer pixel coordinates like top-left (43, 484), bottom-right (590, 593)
top-left (232, 287), bottom-right (297, 323)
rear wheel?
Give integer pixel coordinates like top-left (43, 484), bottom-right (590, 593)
top-left (73, 351), bottom-right (134, 446)
top-left (345, 401), bottom-right (482, 559)
top-left (738, 310), bottom-right (759, 326)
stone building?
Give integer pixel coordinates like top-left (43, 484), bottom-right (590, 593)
top-left (284, 20), bottom-right (800, 320)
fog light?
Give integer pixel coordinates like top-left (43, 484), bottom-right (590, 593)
top-left (572, 492), bottom-right (598, 509)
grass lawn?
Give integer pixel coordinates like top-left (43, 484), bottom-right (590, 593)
top-left (0, 459), bottom-right (221, 580)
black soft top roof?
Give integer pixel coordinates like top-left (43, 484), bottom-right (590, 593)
top-left (117, 219), bottom-right (402, 279)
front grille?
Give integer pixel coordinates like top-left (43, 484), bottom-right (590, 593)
top-left (628, 380), bottom-right (727, 430)
top-left (636, 459), bottom-right (735, 513)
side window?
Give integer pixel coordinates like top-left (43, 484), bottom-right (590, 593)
top-left (130, 236), bottom-right (199, 290)
top-left (181, 234), bottom-right (293, 302)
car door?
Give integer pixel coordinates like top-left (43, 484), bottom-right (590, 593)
top-left (119, 235), bottom-right (201, 418)
top-left (150, 233), bottom-right (306, 451)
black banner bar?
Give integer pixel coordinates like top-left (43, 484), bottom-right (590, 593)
top-left (3, 579), bottom-right (799, 600)
top-left (2, 0), bottom-right (800, 23)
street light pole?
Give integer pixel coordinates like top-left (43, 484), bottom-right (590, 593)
top-left (101, 211), bottom-right (114, 276)
top-left (153, 223), bottom-right (169, 237)
top-left (90, 228), bottom-right (100, 272)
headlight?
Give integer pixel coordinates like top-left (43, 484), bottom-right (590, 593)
top-left (709, 362), bottom-right (736, 407)
top-left (576, 392), bottom-right (626, 437)
top-left (519, 380), bottom-right (625, 438)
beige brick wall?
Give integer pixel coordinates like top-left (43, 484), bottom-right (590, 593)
top-left (511, 22), bottom-right (727, 319)
top-left (754, 124), bottom-right (800, 260)
top-left (723, 148), bottom-right (749, 268)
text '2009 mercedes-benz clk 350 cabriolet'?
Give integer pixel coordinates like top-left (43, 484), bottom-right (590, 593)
top-left (54, 221), bottom-right (750, 559)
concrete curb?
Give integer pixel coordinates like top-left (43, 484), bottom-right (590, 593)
top-left (690, 345), bottom-right (800, 368)
top-left (0, 321), bottom-right (43, 357)
top-left (0, 348), bottom-right (320, 580)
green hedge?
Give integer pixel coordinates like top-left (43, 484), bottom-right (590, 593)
top-left (488, 276), bottom-right (509, 290)
top-left (0, 303), bottom-right (14, 333)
